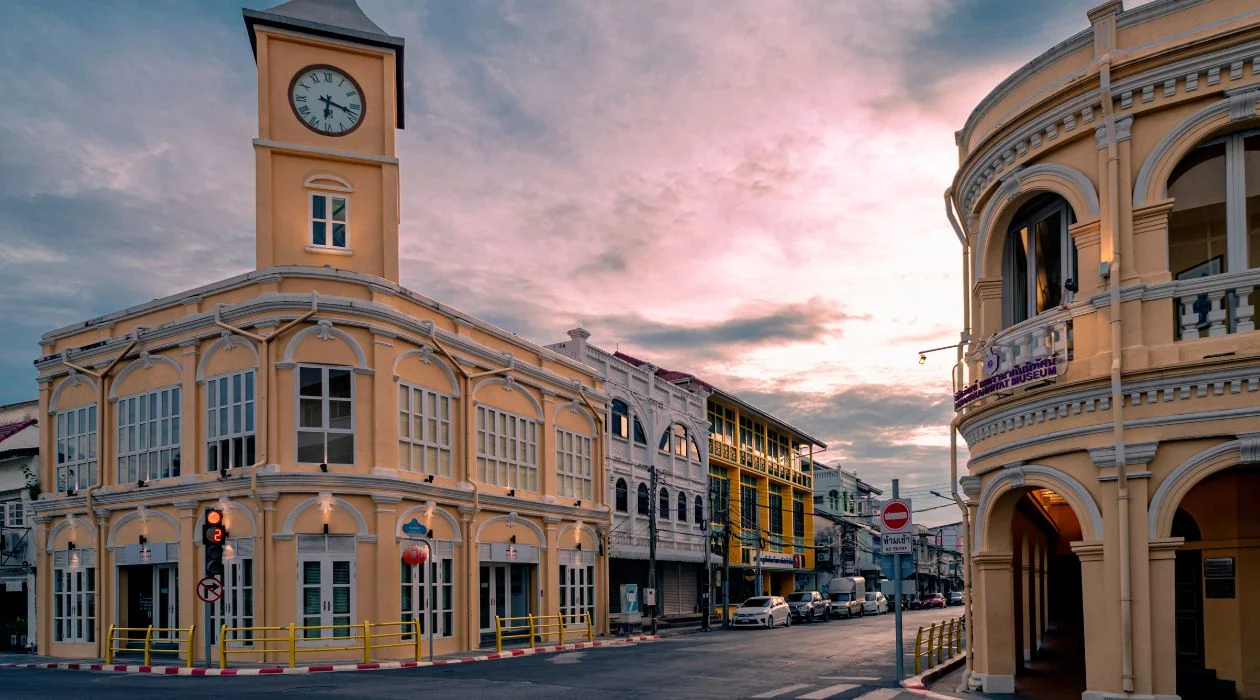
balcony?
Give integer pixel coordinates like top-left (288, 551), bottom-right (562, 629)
top-left (1169, 269), bottom-right (1259, 340)
top-left (981, 312), bottom-right (1073, 375)
top-left (708, 437), bottom-right (812, 488)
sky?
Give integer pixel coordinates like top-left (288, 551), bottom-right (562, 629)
top-left (0, 0), bottom-right (1127, 525)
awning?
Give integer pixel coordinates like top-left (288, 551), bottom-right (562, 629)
top-left (0, 418), bottom-right (36, 446)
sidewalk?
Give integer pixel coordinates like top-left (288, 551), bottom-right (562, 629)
top-left (0, 635), bottom-right (660, 676)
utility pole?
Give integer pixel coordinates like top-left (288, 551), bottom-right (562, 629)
top-left (702, 486), bottom-right (713, 632)
top-left (721, 481), bottom-right (731, 630)
top-left (647, 464), bottom-right (658, 635)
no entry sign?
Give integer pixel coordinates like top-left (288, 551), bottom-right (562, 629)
top-left (880, 499), bottom-right (912, 534)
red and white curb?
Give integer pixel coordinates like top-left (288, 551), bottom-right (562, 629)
top-left (0, 635), bottom-right (660, 676)
top-left (900, 653), bottom-right (966, 699)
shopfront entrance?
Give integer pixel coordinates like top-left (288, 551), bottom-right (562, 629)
top-left (118, 563), bottom-right (178, 638)
top-left (477, 541), bottom-right (538, 642)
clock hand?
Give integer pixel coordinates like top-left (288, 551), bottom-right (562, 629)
top-left (318, 95), bottom-right (334, 119)
top-left (324, 98), bottom-right (356, 114)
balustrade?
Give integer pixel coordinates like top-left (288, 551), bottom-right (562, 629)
top-left (1177, 283), bottom-right (1257, 339)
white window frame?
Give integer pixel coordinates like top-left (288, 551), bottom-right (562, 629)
top-left (398, 382), bottom-right (453, 477)
top-left (55, 405), bottom-right (97, 493)
top-left (308, 192), bottom-right (350, 251)
top-left (400, 540), bottom-right (455, 639)
top-left (297, 365), bottom-right (355, 465)
top-left (116, 385), bottom-right (181, 483)
top-left (475, 405), bottom-right (538, 491)
top-left (296, 535), bottom-right (356, 642)
top-left (1001, 197), bottom-right (1076, 328)
top-left (53, 549), bottom-right (96, 643)
top-left (207, 370), bottom-right (256, 472)
top-left (554, 428), bottom-right (592, 500)
top-left (5, 500), bottom-right (26, 528)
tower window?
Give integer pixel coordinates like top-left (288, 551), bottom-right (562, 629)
top-left (310, 193), bottom-right (349, 249)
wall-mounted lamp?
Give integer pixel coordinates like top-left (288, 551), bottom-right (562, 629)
top-left (424, 475), bottom-right (435, 483)
top-left (576, 542), bottom-right (582, 551)
top-left (322, 523), bottom-right (330, 535)
top-left (319, 491), bottom-right (334, 515)
top-left (138, 535), bottom-right (147, 546)
top-left (574, 500), bottom-right (582, 508)
top-left (507, 490), bottom-right (516, 497)
top-left (509, 535), bottom-right (517, 544)
top-left (319, 463), bottom-right (328, 473)
top-left (918, 354), bottom-right (927, 365)
top-left (67, 541), bottom-right (76, 551)
top-left (137, 479), bottom-right (147, 488)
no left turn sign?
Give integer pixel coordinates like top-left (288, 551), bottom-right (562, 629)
top-left (880, 499), bottom-right (912, 534)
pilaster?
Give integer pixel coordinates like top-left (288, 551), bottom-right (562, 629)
top-left (972, 550), bottom-right (1015, 693)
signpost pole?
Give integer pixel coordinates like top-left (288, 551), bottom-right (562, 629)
top-left (893, 479), bottom-right (904, 682)
top-left (204, 599), bottom-right (211, 668)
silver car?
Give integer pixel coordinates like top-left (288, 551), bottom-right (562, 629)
top-left (732, 596), bottom-right (792, 628)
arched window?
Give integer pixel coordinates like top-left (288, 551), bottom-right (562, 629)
top-left (677, 491), bottom-right (688, 522)
top-left (1167, 131), bottom-right (1260, 336)
top-left (615, 478), bottom-right (628, 512)
top-left (658, 428), bottom-right (670, 452)
top-left (1001, 193), bottom-right (1078, 328)
top-left (633, 417), bottom-right (647, 445)
top-left (689, 436), bottom-right (700, 462)
top-left (637, 483), bottom-right (649, 515)
top-left (660, 488), bottom-right (670, 519)
top-left (694, 495), bottom-right (704, 524)
top-left (611, 399), bottom-right (630, 440)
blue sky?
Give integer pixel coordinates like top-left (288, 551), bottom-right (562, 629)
top-left (0, 0), bottom-right (1124, 515)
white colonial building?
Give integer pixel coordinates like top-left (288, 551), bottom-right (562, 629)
top-left (549, 329), bottom-right (712, 623)
top-left (0, 400), bottom-right (38, 651)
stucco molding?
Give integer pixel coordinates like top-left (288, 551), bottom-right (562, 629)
top-left (974, 463), bottom-right (1103, 551)
top-left (45, 515), bottom-right (96, 553)
top-left (107, 351), bottom-right (183, 401)
top-left (303, 173), bottom-right (353, 193)
top-left (47, 372), bottom-right (99, 415)
top-left (390, 345), bottom-right (461, 397)
top-left (974, 162), bottom-right (1100, 282)
top-left (106, 506), bottom-right (182, 548)
top-left (1134, 88), bottom-right (1260, 206)
top-left (552, 400), bottom-right (598, 436)
top-left (196, 332), bottom-right (261, 383)
top-left (281, 319), bottom-right (369, 370)
top-left (473, 375), bottom-right (544, 421)
top-left (475, 512), bottom-right (547, 549)
top-left (1148, 440), bottom-right (1243, 538)
top-left (555, 521), bottom-right (598, 547)
top-left (395, 503), bottom-right (463, 542)
top-left (278, 494), bottom-right (370, 536)
top-left (1087, 442), bottom-right (1159, 469)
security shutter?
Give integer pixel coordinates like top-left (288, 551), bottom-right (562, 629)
top-left (676, 564), bottom-right (698, 614)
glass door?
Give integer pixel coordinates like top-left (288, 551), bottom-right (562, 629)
top-left (297, 539), bottom-right (355, 642)
top-left (479, 564), bottom-right (509, 634)
top-left (152, 564), bottom-right (178, 639)
top-left (211, 553), bottom-right (254, 650)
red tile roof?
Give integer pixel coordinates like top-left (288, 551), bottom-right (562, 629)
top-left (0, 418), bottom-right (36, 446)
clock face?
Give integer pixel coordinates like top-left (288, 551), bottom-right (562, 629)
top-left (289, 65), bottom-right (365, 136)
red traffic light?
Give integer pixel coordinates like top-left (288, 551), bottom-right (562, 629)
top-left (206, 510), bottom-right (224, 526)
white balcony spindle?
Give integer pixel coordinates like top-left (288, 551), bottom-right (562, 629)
top-left (1207, 291), bottom-right (1228, 337)
top-left (1031, 326), bottom-right (1050, 359)
top-left (1179, 296), bottom-right (1203, 339)
top-left (1235, 287), bottom-right (1255, 333)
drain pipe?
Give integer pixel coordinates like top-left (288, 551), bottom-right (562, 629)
top-left (1100, 54), bottom-right (1135, 695)
top-left (945, 188), bottom-right (975, 685)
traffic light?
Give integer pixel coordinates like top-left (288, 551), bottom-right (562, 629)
top-left (203, 508), bottom-right (228, 578)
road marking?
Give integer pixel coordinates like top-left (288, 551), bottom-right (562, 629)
top-left (751, 684), bottom-right (812, 698)
top-left (818, 676), bottom-right (881, 682)
top-left (547, 652), bottom-right (585, 665)
top-left (797, 683), bottom-right (857, 699)
top-left (852, 689), bottom-right (900, 700)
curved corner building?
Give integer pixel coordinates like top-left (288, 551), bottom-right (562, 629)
top-left (949, 1), bottom-right (1260, 697)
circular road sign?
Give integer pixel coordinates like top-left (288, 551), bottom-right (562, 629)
top-left (881, 500), bottom-right (911, 532)
top-left (196, 576), bottom-right (224, 603)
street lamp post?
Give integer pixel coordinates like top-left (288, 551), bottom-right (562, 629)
top-left (701, 516), bottom-right (711, 632)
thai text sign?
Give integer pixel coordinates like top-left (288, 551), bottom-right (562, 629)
top-left (954, 356), bottom-right (1059, 411)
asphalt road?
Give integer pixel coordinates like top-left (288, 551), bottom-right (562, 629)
top-left (0, 608), bottom-right (964, 700)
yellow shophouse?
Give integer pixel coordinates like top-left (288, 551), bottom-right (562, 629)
top-left (31, 0), bottom-right (609, 663)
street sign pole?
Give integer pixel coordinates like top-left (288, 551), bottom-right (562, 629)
top-left (204, 598), bottom-right (212, 667)
top-left (893, 479), bottom-right (903, 682)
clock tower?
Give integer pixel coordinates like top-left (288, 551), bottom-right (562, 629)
top-left (244, 0), bottom-right (405, 282)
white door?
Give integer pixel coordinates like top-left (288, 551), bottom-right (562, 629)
top-left (297, 535), bottom-right (355, 641)
top-left (152, 564), bottom-right (178, 639)
top-left (479, 564), bottom-right (508, 634)
top-left (559, 562), bottom-right (594, 625)
top-left (211, 540), bottom-right (254, 652)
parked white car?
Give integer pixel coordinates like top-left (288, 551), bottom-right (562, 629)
top-left (732, 596), bottom-right (792, 628)
top-left (863, 591), bottom-right (888, 615)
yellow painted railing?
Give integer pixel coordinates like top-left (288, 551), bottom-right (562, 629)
top-left (105, 624), bottom-right (196, 668)
top-left (494, 613), bottom-right (594, 653)
top-left (914, 616), bottom-right (965, 675)
top-left (708, 438), bottom-right (812, 488)
top-left (218, 619), bottom-right (422, 669)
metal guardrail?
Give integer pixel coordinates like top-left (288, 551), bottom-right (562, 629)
top-left (218, 619), bottom-right (422, 668)
top-left (105, 624), bottom-right (196, 667)
top-left (494, 613), bottom-right (593, 653)
top-left (914, 616), bottom-right (965, 675)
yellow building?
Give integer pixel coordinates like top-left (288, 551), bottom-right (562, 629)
top-left (948, 1), bottom-right (1260, 697)
top-left (691, 385), bottom-right (822, 603)
top-left (31, 0), bottom-right (609, 661)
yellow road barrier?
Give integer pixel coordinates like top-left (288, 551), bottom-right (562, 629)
top-left (105, 623), bottom-right (196, 668)
top-left (218, 619), bottom-right (423, 669)
top-left (914, 615), bottom-right (965, 675)
top-left (495, 612), bottom-right (594, 653)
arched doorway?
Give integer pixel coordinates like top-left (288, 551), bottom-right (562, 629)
top-left (975, 477), bottom-right (1094, 697)
top-left (1169, 464), bottom-right (1260, 700)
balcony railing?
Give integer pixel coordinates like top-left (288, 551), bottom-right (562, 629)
top-left (1169, 270), bottom-right (1259, 340)
top-left (978, 313), bottom-right (1073, 375)
top-left (708, 437), bottom-right (812, 488)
